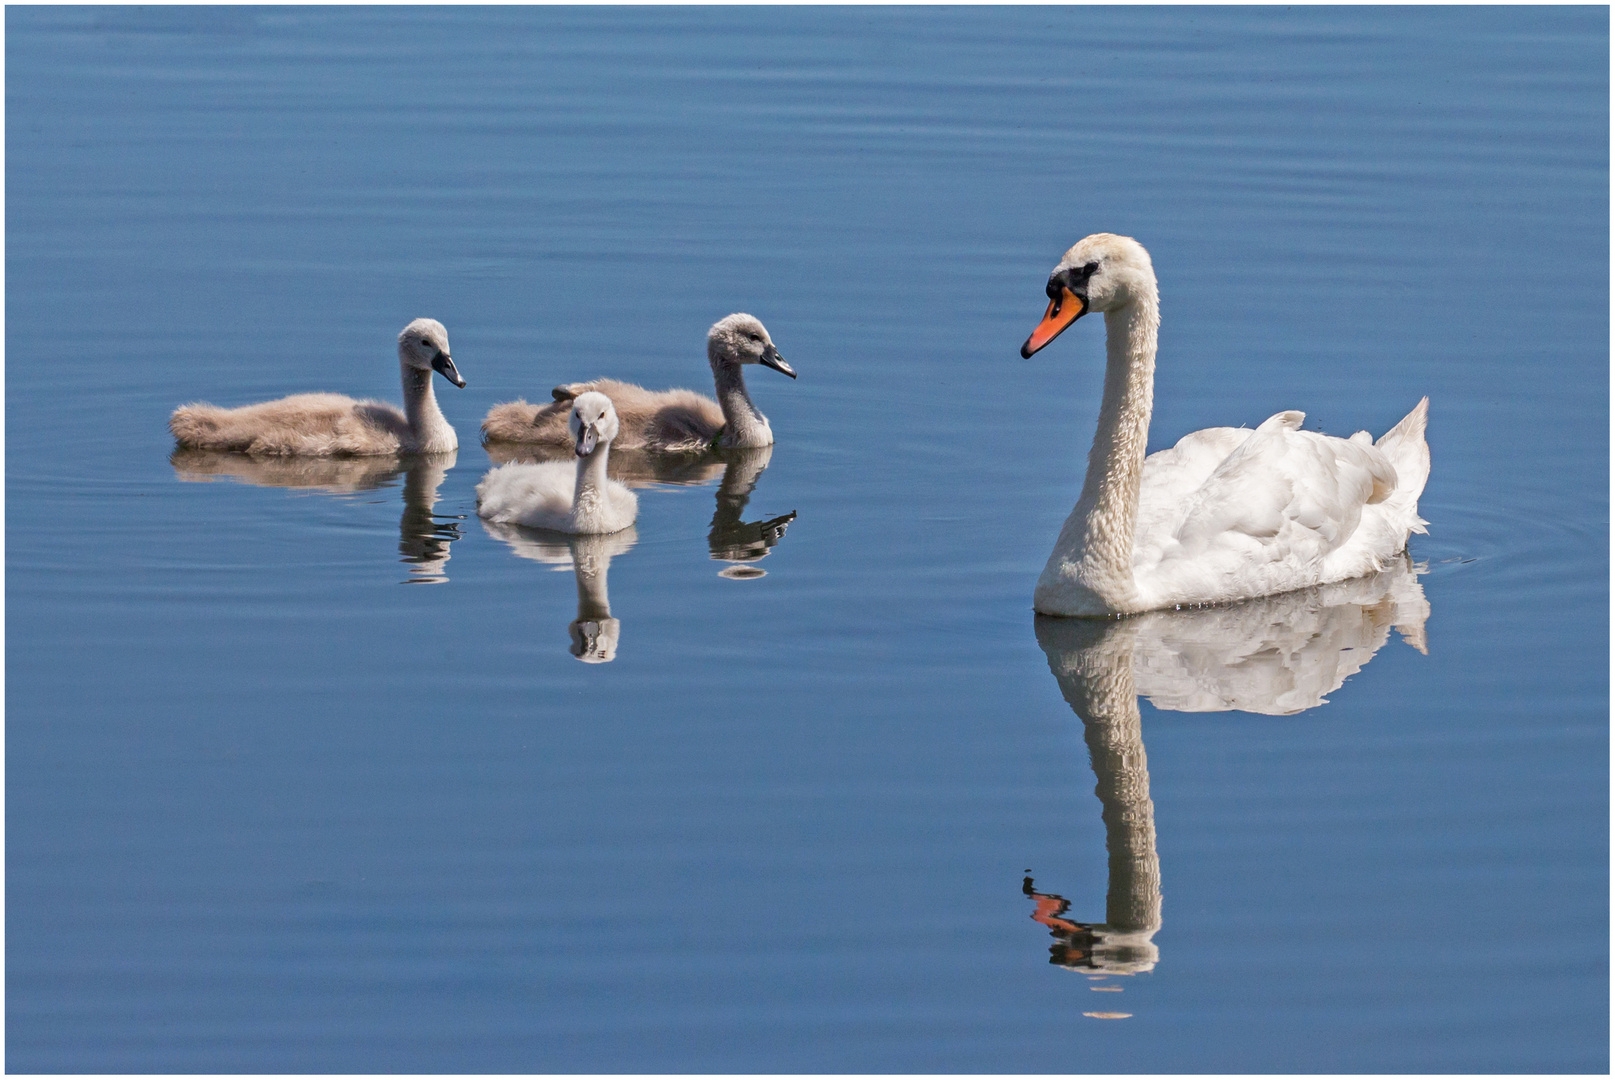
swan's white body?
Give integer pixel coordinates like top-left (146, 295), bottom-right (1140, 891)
top-left (169, 319), bottom-right (465, 456)
top-left (476, 392), bottom-right (638, 534)
top-left (481, 314), bottom-right (796, 451)
top-left (1024, 234), bottom-right (1429, 617)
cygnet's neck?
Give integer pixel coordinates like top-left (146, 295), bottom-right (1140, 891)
top-left (400, 355), bottom-right (458, 453)
top-left (570, 441), bottom-right (613, 529)
top-left (1038, 288), bottom-right (1159, 613)
top-left (711, 360), bottom-right (772, 448)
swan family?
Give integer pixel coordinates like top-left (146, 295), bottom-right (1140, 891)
top-left (168, 235), bottom-right (1430, 616)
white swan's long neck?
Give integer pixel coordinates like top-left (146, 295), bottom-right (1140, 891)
top-left (571, 442), bottom-right (613, 529)
top-left (1082, 296), bottom-right (1159, 568)
top-left (712, 361), bottom-right (772, 448)
top-left (400, 356), bottom-right (457, 453)
top-left (1036, 287), bottom-right (1159, 614)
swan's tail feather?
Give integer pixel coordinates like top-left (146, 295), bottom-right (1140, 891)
top-left (170, 403), bottom-right (231, 449)
top-left (481, 399), bottom-right (539, 442)
top-left (1257, 409), bottom-right (1305, 433)
top-left (1375, 397), bottom-right (1430, 534)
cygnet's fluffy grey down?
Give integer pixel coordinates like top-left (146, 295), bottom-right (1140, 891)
top-left (481, 313), bottom-right (795, 452)
top-left (476, 391), bottom-right (639, 534)
top-left (169, 318), bottom-right (465, 456)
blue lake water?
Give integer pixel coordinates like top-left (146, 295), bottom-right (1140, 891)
top-left (6, 6), bottom-right (1608, 1072)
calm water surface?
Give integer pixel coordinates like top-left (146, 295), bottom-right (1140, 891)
top-left (7, 7), bottom-right (1607, 1072)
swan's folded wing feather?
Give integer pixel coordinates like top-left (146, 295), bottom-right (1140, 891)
top-left (1134, 426), bottom-right (1255, 573)
top-left (475, 462), bottom-right (576, 527)
top-left (1135, 426), bottom-right (1252, 539)
top-left (1137, 413), bottom-right (1402, 601)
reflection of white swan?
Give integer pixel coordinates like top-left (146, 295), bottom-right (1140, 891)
top-left (1028, 557), bottom-right (1430, 980)
top-left (1117, 558), bottom-right (1429, 715)
top-left (170, 319), bottom-right (465, 455)
top-left (482, 522), bottom-right (637, 663)
top-left (170, 447), bottom-right (462, 582)
top-left (482, 314), bottom-right (796, 451)
top-left (476, 393), bottom-right (637, 534)
top-left (1020, 234), bottom-right (1429, 617)
top-left (707, 446), bottom-right (796, 579)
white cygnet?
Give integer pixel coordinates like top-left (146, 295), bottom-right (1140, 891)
top-left (475, 391), bottom-right (638, 534)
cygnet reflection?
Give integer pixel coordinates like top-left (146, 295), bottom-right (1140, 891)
top-left (707, 446), bottom-right (796, 579)
top-left (170, 447), bottom-right (462, 583)
top-left (1025, 557), bottom-right (1431, 982)
top-left (480, 521), bottom-right (637, 663)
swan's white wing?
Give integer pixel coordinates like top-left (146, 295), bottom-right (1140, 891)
top-left (1135, 411), bottom-right (1399, 606)
top-left (475, 462), bottom-right (577, 528)
top-left (1134, 426), bottom-right (1252, 549)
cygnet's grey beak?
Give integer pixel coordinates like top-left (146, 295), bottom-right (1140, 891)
top-left (431, 351), bottom-right (466, 388)
top-left (759, 343), bottom-right (796, 379)
top-left (575, 423), bottom-right (599, 457)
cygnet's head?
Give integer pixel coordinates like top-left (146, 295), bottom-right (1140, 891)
top-left (398, 318), bottom-right (466, 387)
top-left (569, 391), bottom-right (620, 457)
top-left (1020, 234), bottom-right (1157, 358)
top-left (707, 313), bottom-right (796, 379)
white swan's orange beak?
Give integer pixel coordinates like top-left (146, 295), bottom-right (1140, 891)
top-left (1021, 288), bottom-right (1086, 358)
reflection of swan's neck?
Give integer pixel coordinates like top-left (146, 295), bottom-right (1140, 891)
top-left (1042, 293), bottom-right (1158, 613)
top-left (401, 454), bottom-right (452, 513)
top-left (400, 354), bottom-right (457, 452)
top-left (712, 361), bottom-right (771, 447)
top-left (1076, 650), bottom-right (1162, 937)
top-left (712, 447), bottom-right (770, 532)
top-left (572, 443), bottom-right (613, 528)
top-left (573, 546), bottom-right (612, 621)
top-left (399, 451), bottom-right (459, 582)
top-left (1047, 621), bottom-right (1163, 953)
top-left (718, 445), bottom-right (773, 498)
top-left (568, 538), bottom-right (621, 663)
top-left (708, 446), bottom-right (794, 570)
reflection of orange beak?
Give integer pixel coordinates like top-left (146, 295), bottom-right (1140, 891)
top-left (1021, 287), bottom-right (1086, 358)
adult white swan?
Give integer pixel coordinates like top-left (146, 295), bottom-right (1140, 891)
top-left (1021, 234), bottom-right (1429, 617)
